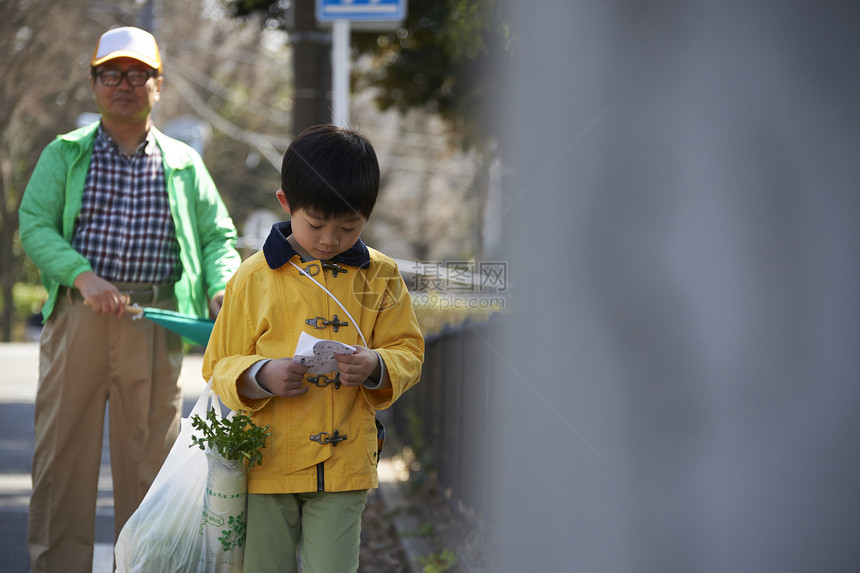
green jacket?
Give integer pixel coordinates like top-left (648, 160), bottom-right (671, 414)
top-left (19, 121), bottom-right (241, 321)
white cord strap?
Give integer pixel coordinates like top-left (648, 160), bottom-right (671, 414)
top-left (290, 260), bottom-right (367, 346)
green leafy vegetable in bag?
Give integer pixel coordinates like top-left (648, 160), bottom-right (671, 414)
top-left (190, 410), bottom-right (271, 469)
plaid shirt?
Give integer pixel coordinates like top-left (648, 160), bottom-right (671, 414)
top-left (72, 127), bottom-right (181, 284)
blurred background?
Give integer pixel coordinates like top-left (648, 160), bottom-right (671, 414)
top-left (0, 0), bottom-right (494, 341)
top-left (4, 0), bottom-right (860, 571)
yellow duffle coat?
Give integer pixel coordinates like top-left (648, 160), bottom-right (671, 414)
top-left (202, 222), bottom-right (424, 494)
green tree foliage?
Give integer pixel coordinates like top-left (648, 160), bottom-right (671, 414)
top-left (225, 0), bottom-right (510, 149)
top-left (353, 0), bottom-right (514, 257)
top-left (226, 0), bottom-right (293, 21)
top-left (352, 0), bottom-right (503, 149)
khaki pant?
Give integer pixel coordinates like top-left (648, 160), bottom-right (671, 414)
top-left (244, 490), bottom-right (368, 573)
top-left (28, 290), bottom-right (183, 573)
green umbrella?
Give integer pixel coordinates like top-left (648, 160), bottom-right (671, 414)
top-left (128, 307), bottom-right (215, 347)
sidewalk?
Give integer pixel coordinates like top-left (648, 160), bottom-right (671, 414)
top-left (0, 343), bottom-right (206, 573)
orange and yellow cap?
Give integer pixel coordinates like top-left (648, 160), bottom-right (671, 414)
top-left (91, 27), bottom-right (161, 73)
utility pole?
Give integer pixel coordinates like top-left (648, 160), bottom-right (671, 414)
top-left (291, 0), bottom-right (332, 135)
top-left (137, 0), bottom-right (161, 34)
top-left (137, 0), bottom-right (162, 125)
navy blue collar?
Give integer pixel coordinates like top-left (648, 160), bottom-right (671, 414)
top-left (263, 221), bottom-right (371, 270)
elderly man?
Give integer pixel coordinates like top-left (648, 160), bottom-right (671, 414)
top-left (19, 27), bottom-right (241, 572)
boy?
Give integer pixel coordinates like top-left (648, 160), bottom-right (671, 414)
top-left (203, 124), bottom-right (424, 572)
top-left (20, 27), bottom-right (240, 570)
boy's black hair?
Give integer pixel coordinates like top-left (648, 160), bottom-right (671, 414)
top-left (281, 124), bottom-right (380, 220)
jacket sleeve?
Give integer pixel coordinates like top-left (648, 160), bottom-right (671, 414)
top-left (362, 265), bottom-right (425, 410)
top-left (202, 270), bottom-right (272, 413)
top-left (19, 141), bottom-right (92, 287)
top-left (189, 157), bottom-right (241, 297)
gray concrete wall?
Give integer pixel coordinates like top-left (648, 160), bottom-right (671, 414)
top-left (484, 1), bottom-right (860, 571)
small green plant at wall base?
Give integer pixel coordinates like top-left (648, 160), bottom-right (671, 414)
top-left (190, 410), bottom-right (271, 469)
top-left (418, 548), bottom-right (458, 573)
top-left (402, 521), bottom-right (436, 537)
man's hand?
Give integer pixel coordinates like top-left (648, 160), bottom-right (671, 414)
top-left (257, 359), bottom-right (309, 398)
top-left (334, 346), bottom-right (382, 387)
top-left (209, 290), bottom-right (226, 318)
top-left (74, 272), bottom-right (126, 317)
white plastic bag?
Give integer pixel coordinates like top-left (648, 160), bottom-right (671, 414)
top-left (201, 451), bottom-right (246, 570)
top-left (115, 381), bottom-right (247, 572)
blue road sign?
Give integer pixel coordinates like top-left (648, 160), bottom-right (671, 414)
top-left (316, 0), bottom-right (407, 22)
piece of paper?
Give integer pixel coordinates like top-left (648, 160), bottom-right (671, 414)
top-left (292, 331), bottom-right (355, 374)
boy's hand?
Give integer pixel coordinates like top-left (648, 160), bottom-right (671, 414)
top-left (334, 346), bottom-right (381, 387)
top-left (258, 358), bottom-right (309, 398)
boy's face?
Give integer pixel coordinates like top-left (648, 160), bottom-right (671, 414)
top-left (277, 191), bottom-right (366, 261)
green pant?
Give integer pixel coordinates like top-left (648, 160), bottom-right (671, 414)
top-left (244, 490), bottom-right (368, 573)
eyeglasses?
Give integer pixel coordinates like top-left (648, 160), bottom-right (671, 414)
top-left (94, 69), bottom-right (158, 87)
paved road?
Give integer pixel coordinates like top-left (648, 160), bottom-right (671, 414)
top-left (0, 343), bottom-right (207, 573)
